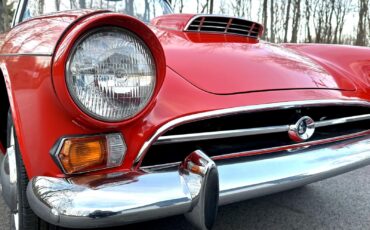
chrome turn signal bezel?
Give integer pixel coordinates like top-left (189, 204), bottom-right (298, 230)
top-left (50, 133), bottom-right (126, 175)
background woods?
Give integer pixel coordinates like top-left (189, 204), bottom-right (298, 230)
top-left (0, 0), bottom-right (369, 46)
top-left (0, 0), bottom-right (14, 32)
top-left (171, 0), bottom-right (370, 46)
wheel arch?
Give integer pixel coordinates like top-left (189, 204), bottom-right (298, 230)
top-left (0, 63), bottom-right (33, 179)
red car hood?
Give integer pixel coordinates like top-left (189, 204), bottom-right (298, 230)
top-left (154, 32), bottom-right (355, 94)
top-left (151, 14), bottom-right (355, 94)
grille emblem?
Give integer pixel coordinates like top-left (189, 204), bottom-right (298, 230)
top-left (288, 116), bottom-right (315, 142)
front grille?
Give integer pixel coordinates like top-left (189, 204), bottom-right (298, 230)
top-left (141, 104), bottom-right (370, 167)
top-left (185, 16), bottom-right (263, 39)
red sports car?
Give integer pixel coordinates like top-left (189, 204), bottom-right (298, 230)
top-left (0, 0), bottom-right (369, 229)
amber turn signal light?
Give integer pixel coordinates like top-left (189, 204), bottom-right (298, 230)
top-left (55, 133), bottom-right (126, 174)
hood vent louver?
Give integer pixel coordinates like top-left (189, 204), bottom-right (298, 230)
top-left (185, 16), bottom-right (263, 39)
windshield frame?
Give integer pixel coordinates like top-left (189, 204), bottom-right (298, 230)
top-left (12, 0), bottom-right (172, 27)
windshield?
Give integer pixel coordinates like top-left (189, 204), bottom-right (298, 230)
top-left (23, 0), bottom-right (173, 23)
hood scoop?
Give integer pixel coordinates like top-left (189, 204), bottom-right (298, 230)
top-left (185, 16), bottom-right (263, 39)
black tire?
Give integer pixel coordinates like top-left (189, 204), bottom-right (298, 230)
top-left (7, 111), bottom-right (64, 230)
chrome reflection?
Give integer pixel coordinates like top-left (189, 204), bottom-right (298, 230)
top-left (181, 151), bottom-right (219, 230)
top-left (288, 116), bottom-right (315, 142)
top-left (27, 135), bottom-right (370, 229)
top-left (27, 151), bottom-right (219, 229)
top-left (154, 111), bottom-right (370, 145)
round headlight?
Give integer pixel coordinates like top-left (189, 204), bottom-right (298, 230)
top-left (66, 27), bottom-right (156, 122)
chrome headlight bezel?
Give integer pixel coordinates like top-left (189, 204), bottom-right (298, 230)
top-left (65, 26), bottom-right (157, 122)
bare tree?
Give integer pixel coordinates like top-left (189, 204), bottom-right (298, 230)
top-left (79, 0), bottom-right (86, 8)
top-left (322, 0), bottom-right (335, 43)
top-left (304, 0), bottom-right (312, 42)
top-left (291, 0), bottom-right (301, 42)
top-left (231, 0), bottom-right (247, 18)
top-left (0, 0), bottom-right (5, 32)
top-left (144, 0), bottom-right (150, 22)
top-left (125, 0), bottom-right (134, 15)
top-left (270, 0), bottom-right (275, 42)
top-left (283, 0), bottom-right (292, 42)
top-left (313, 2), bottom-right (324, 43)
top-left (333, 0), bottom-right (351, 44)
top-left (209, 0), bottom-right (214, 14)
top-left (219, 0), bottom-right (227, 14)
top-left (262, 0), bottom-right (268, 39)
top-left (275, 0), bottom-right (287, 42)
top-left (355, 0), bottom-right (369, 46)
top-left (0, 0), bottom-right (368, 47)
top-left (55, 0), bottom-right (61, 11)
top-left (368, 7), bottom-right (370, 39)
top-left (179, 0), bottom-right (184, 13)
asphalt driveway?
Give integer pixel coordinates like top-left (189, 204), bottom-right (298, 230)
top-left (0, 165), bottom-right (370, 230)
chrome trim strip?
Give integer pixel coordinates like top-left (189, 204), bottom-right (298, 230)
top-left (189, 25), bottom-right (228, 30)
top-left (135, 100), bottom-right (370, 165)
top-left (211, 130), bottom-right (370, 161)
top-left (27, 135), bottom-right (370, 228)
top-left (0, 53), bottom-right (52, 57)
top-left (155, 125), bottom-right (289, 145)
top-left (155, 113), bottom-right (370, 145)
top-left (143, 130), bottom-right (370, 169)
top-left (315, 114), bottom-right (370, 128)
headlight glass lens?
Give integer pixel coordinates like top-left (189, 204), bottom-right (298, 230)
top-left (67, 27), bottom-right (156, 122)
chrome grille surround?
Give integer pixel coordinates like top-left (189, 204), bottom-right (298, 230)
top-left (155, 113), bottom-right (370, 145)
top-left (135, 100), bottom-right (370, 168)
top-left (184, 15), bottom-right (263, 39)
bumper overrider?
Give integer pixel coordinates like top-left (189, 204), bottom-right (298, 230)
top-left (26, 135), bottom-right (370, 229)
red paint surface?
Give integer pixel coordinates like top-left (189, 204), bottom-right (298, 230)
top-left (151, 13), bottom-right (195, 31)
top-left (1, 10), bottom-right (107, 55)
top-left (158, 33), bottom-right (356, 94)
top-left (0, 11), bottom-right (369, 178)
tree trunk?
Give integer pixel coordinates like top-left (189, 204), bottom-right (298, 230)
top-left (38, 0), bottom-right (44, 15)
top-left (179, 0), bottom-right (184, 13)
top-left (368, 13), bottom-right (370, 42)
top-left (333, 2), bottom-right (340, 44)
top-left (0, 0), bottom-right (4, 32)
top-left (313, 2), bottom-right (324, 43)
top-left (270, 0), bottom-right (275, 42)
top-left (79, 0), bottom-right (86, 8)
top-left (338, 11), bottom-right (346, 43)
top-left (284, 0), bottom-right (291, 42)
top-left (305, 0), bottom-right (312, 42)
top-left (200, 1), bottom-right (208, 14)
top-left (291, 0), bottom-right (301, 43)
top-left (328, 1), bottom-right (335, 43)
top-left (209, 0), bottom-right (214, 14)
top-left (324, 0), bottom-right (335, 43)
top-left (262, 0), bottom-right (268, 39)
top-left (144, 0), bottom-right (149, 22)
top-left (54, 0), bottom-right (60, 11)
top-left (355, 0), bottom-right (368, 46)
top-left (125, 0), bottom-right (134, 15)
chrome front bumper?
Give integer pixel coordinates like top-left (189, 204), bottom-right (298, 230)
top-left (27, 135), bottom-right (370, 229)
